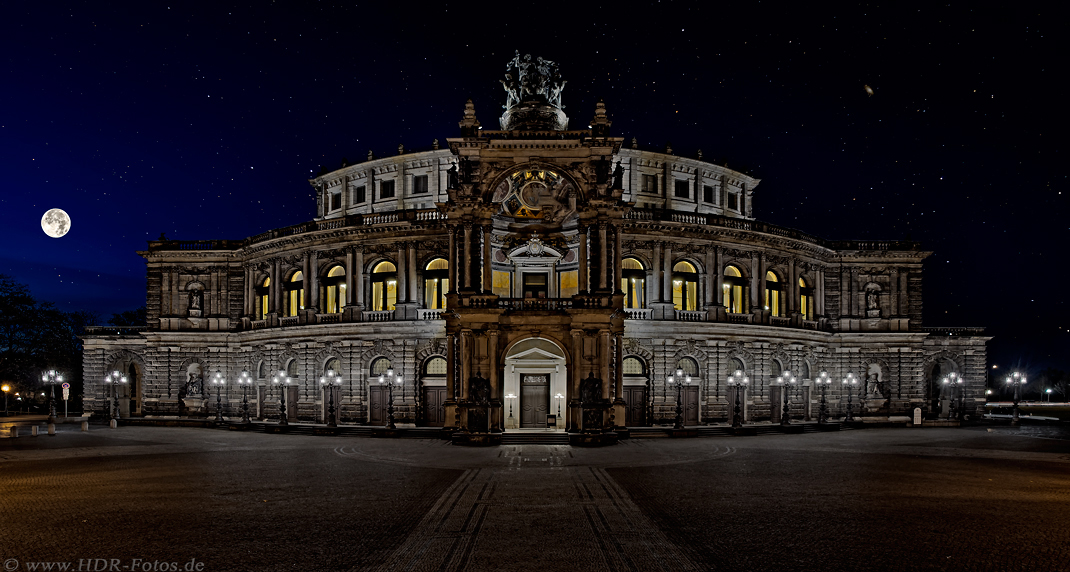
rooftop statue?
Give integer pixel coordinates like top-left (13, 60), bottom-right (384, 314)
top-left (499, 51), bottom-right (569, 131)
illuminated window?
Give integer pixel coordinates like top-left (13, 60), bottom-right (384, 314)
top-left (371, 261), bottom-right (397, 311)
top-left (321, 266), bottom-right (346, 314)
top-left (724, 265), bottom-right (747, 314)
top-left (522, 273), bottom-right (548, 299)
top-left (424, 258), bottom-right (448, 310)
top-left (621, 258), bottom-right (646, 309)
top-left (765, 271), bottom-right (781, 317)
top-left (424, 357), bottom-right (447, 375)
top-left (799, 277), bottom-right (815, 321)
top-left (286, 271), bottom-right (304, 317)
top-left (677, 357), bottom-right (699, 377)
top-left (370, 358), bottom-right (392, 376)
top-left (286, 359), bottom-right (298, 377)
top-left (623, 357), bottom-right (646, 375)
top-left (672, 261), bottom-right (698, 311)
top-left (256, 277), bottom-right (270, 319)
top-left (324, 357), bottom-right (340, 376)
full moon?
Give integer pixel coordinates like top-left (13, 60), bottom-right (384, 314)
top-left (41, 208), bottom-right (71, 238)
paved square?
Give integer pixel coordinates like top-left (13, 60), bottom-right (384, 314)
top-left (2, 425), bottom-right (1068, 572)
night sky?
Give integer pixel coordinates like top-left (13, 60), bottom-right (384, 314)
top-left (2, 3), bottom-right (1065, 372)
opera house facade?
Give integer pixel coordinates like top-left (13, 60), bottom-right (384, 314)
top-left (82, 55), bottom-right (988, 444)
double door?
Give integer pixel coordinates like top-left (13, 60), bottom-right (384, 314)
top-left (520, 374), bottom-right (549, 428)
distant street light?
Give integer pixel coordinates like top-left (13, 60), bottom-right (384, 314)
top-left (41, 369), bottom-right (63, 425)
top-left (273, 371), bottom-right (292, 426)
top-left (1045, 388), bottom-right (1052, 403)
top-left (842, 372), bottom-right (858, 422)
top-left (942, 372), bottom-right (964, 421)
top-left (104, 371), bottom-right (127, 422)
top-left (319, 370), bottom-right (342, 427)
top-left (668, 368), bottom-right (691, 430)
top-left (211, 371), bottom-right (226, 423)
top-left (727, 370), bottom-right (749, 428)
top-left (816, 371), bottom-right (832, 424)
top-left (378, 368), bottom-right (403, 429)
top-left (1, 384), bottom-right (9, 416)
top-left (237, 370), bottom-right (253, 424)
top-left (1005, 371), bottom-right (1026, 427)
top-left (777, 371), bottom-right (797, 426)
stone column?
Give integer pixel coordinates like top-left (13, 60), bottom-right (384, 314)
top-left (787, 259), bottom-right (797, 314)
top-left (463, 223), bottom-right (472, 290)
top-left (302, 253), bottom-right (311, 314)
top-left (244, 265), bottom-right (253, 316)
top-left (309, 250), bottom-right (319, 311)
top-left (662, 243), bottom-right (673, 303)
top-left (703, 249), bottom-right (714, 309)
top-left (482, 225), bottom-right (492, 294)
top-left (600, 331), bottom-right (611, 400)
top-left (354, 248), bottom-right (365, 310)
top-left (488, 330), bottom-right (500, 430)
top-left (714, 247), bottom-right (724, 306)
top-left (570, 329), bottom-right (583, 432)
top-left (396, 244), bottom-right (407, 303)
top-left (445, 334), bottom-right (456, 401)
top-left (890, 268), bottom-right (900, 318)
top-left (272, 259), bottom-right (282, 314)
top-left (816, 267), bottom-right (825, 317)
top-left (408, 242), bottom-right (418, 303)
top-left (578, 225), bottom-right (588, 293)
top-left (598, 222), bottom-right (608, 290)
top-left (613, 225), bottom-right (623, 294)
top-left (345, 249), bottom-right (355, 306)
top-left (447, 227), bottom-right (457, 293)
top-left (750, 253), bottom-right (761, 311)
top-left (650, 242), bottom-right (662, 303)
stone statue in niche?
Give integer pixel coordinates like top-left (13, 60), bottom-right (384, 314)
top-left (188, 290), bottom-right (204, 317)
top-left (613, 161), bottom-right (624, 189)
top-left (865, 286), bottom-right (881, 318)
top-left (181, 367), bottom-right (204, 399)
top-left (581, 373), bottom-right (602, 404)
top-left (866, 363), bottom-right (888, 400)
top-left (469, 375), bottom-right (490, 404)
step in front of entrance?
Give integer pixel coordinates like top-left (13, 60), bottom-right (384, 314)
top-left (500, 432), bottom-right (570, 445)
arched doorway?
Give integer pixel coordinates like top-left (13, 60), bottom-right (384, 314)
top-left (503, 337), bottom-right (567, 429)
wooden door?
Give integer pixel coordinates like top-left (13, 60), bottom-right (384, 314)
top-left (520, 374), bottom-right (549, 428)
top-left (683, 385), bottom-right (699, 426)
top-left (624, 386), bottom-right (647, 426)
top-left (286, 386), bottom-right (299, 422)
top-left (423, 387), bottom-right (446, 427)
top-left (369, 385), bottom-right (388, 425)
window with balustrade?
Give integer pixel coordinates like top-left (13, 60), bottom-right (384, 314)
top-left (256, 277), bottom-right (270, 319)
top-left (799, 276), bottom-right (815, 320)
top-left (765, 270), bottom-right (782, 317)
top-left (724, 265), bottom-right (748, 314)
top-left (371, 261), bottom-right (397, 311)
top-left (621, 258), bottom-right (646, 309)
top-left (324, 265), bottom-right (346, 314)
top-left (424, 258), bottom-right (448, 310)
top-left (672, 261), bottom-right (698, 311)
top-left (285, 271), bottom-right (304, 317)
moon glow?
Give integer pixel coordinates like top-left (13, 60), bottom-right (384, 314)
top-left (41, 208), bottom-right (71, 238)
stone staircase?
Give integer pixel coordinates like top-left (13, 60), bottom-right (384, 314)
top-left (500, 432), bottom-right (570, 445)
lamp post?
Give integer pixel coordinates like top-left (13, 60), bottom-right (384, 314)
top-left (237, 370), bottom-right (253, 424)
top-left (668, 368), bottom-right (691, 430)
top-left (319, 370), bottom-right (343, 427)
top-left (777, 371), bottom-right (797, 426)
top-left (816, 370), bottom-right (832, 424)
top-left (842, 372), bottom-right (858, 422)
top-left (2, 384), bottom-right (9, 416)
top-left (505, 393), bottom-right (516, 423)
top-left (104, 370), bottom-right (127, 422)
top-left (1045, 388), bottom-right (1052, 403)
top-left (273, 371), bottom-right (291, 425)
top-left (727, 369), bottom-right (749, 428)
top-left (941, 372), bottom-right (963, 421)
top-left (554, 392), bottom-right (564, 429)
top-left (1006, 371), bottom-right (1026, 426)
top-left (41, 369), bottom-right (63, 425)
top-left (210, 371), bottom-right (226, 423)
top-left (378, 368), bottom-right (403, 429)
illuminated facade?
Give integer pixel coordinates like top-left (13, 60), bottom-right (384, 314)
top-left (82, 55), bottom-right (988, 442)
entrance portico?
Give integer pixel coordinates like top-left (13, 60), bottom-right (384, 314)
top-left (503, 337), bottom-right (567, 429)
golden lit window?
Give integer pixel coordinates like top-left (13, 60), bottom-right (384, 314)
top-left (672, 261), bottom-right (698, 311)
top-left (371, 261), bottom-right (397, 311)
top-left (424, 258), bottom-right (448, 310)
top-left (286, 271), bottom-right (304, 317)
top-left (765, 270), bottom-right (781, 317)
top-left (621, 257), bottom-right (646, 309)
top-left (424, 357), bottom-right (447, 375)
top-left (724, 265), bottom-right (747, 314)
top-left (324, 265), bottom-right (346, 314)
top-left (799, 277), bottom-right (815, 321)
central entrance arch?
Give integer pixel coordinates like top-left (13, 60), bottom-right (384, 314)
top-left (503, 337), bottom-right (568, 429)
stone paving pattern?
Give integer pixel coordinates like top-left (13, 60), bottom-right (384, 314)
top-left (2, 425), bottom-right (1069, 572)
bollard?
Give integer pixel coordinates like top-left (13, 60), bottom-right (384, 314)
top-left (81, 421), bottom-right (89, 432)
top-left (48, 423), bottom-right (56, 436)
top-left (8, 426), bottom-right (17, 438)
top-left (109, 419), bottom-right (117, 429)
top-left (31, 425), bottom-right (39, 437)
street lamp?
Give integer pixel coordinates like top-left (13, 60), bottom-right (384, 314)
top-left (1045, 388), bottom-right (1052, 403)
top-left (211, 371), bottom-right (226, 423)
top-left (777, 371), bottom-right (797, 426)
top-left (378, 368), bottom-right (403, 429)
top-left (505, 393), bottom-right (516, 422)
top-left (237, 370), bottom-right (253, 424)
top-left (668, 368), bottom-right (691, 430)
top-left (554, 392), bottom-right (564, 428)
top-left (319, 370), bottom-right (343, 427)
top-left (1, 384), bottom-right (9, 416)
top-left (727, 369), bottom-right (749, 428)
top-left (816, 370), bottom-right (832, 424)
top-left (1005, 371), bottom-right (1026, 426)
top-left (104, 370), bottom-right (127, 421)
top-left (942, 372), bottom-right (964, 421)
top-left (842, 372), bottom-right (858, 422)
top-left (41, 369), bottom-right (63, 425)
top-left (273, 370), bottom-right (292, 425)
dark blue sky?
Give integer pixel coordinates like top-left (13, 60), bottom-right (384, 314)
top-left (1, 2), bottom-right (1065, 371)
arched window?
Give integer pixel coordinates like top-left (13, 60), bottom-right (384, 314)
top-left (672, 261), bottom-right (698, 311)
top-left (728, 357), bottom-right (745, 374)
top-left (765, 271), bottom-right (781, 317)
top-left (801, 361), bottom-right (811, 380)
top-left (371, 261), bottom-right (397, 311)
top-left (257, 361), bottom-right (267, 379)
top-left (323, 266), bottom-right (346, 314)
top-left (799, 277), bottom-right (815, 320)
top-left (621, 258), bottom-right (646, 309)
top-left (623, 357), bottom-right (646, 375)
top-left (256, 277), bottom-right (270, 319)
top-left (324, 357), bottom-right (341, 376)
top-left (424, 258), bottom-right (449, 310)
top-left (286, 359), bottom-right (298, 378)
top-left (370, 357), bottom-right (392, 376)
top-left (286, 271), bottom-right (304, 317)
top-left (424, 357), bottom-right (447, 375)
top-left (724, 265), bottom-right (748, 314)
top-left (676, 357), bottom-right (699, 377)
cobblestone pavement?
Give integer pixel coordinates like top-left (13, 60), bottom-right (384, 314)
top-left (1, 424), bottom-right (1068, 572)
